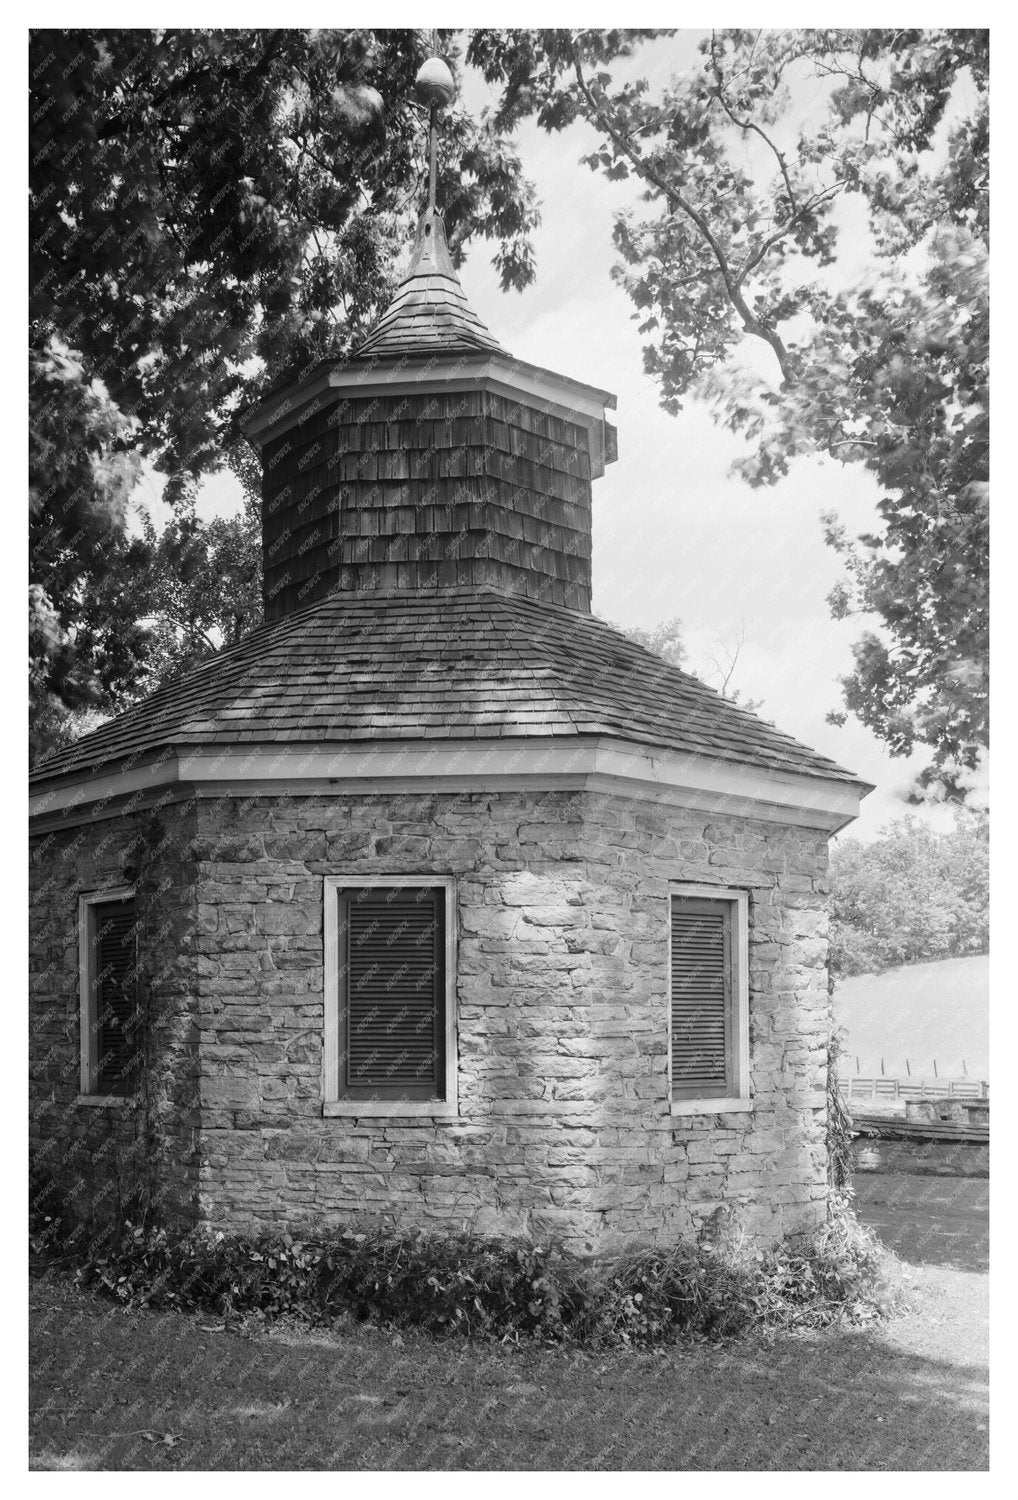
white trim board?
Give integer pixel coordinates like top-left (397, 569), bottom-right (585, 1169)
top-left (668, 882), bottom-right (751, 1112)
top-left (31, 735), bottom-right (871, 834)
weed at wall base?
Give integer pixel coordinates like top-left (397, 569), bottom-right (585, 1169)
top-left (30, 1193), bottom-right (897, 1348)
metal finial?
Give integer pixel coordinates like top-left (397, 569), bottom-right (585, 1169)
top-left (415, 57), bottom-right (455, 215)
top-left (415, 56), bottom-right (455, 108)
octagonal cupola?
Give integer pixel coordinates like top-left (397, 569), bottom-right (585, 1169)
top-left (242, 84), bottom-right (617, 622)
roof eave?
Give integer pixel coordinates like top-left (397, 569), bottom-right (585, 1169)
top-left (30, 734), bottom-right (872, 835)
top-left (241, 349), bottom-right (619, 477)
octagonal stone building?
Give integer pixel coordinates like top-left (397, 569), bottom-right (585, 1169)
top-left (29, 206), bottom-right (870, 1253)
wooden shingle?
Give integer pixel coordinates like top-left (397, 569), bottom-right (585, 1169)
top-left (355, 211), bottom-right (503, 361)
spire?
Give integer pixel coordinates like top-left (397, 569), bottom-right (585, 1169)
top-left (355, 208), bottom-right (503, 360)
top-left (355, 52), bottom-right (503, 362)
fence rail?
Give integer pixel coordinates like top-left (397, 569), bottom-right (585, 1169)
top-left (839, 1076), bottom-right (989, 1102)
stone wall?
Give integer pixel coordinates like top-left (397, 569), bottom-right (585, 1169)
top-left (29, 801), bottom-right (202, 1232)
top-left (30, 784), bottom-right (833, 1252)
top-left (188, 786), bottom-right (832, 1252)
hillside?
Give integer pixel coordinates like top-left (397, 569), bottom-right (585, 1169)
top-left (833, 954), bottom-right (989, 1080)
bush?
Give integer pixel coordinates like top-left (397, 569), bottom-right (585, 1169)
top-left (32, 1197), bottom-right (896, 1348)
top-left (829, 810), bottom-right (988, 980)
top-left (751, 1197), bottom-right (896, 1329)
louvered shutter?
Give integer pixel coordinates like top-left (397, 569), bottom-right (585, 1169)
top-left (342, 887), bottom-right (444, 1098)
top-left (94, 899), bottom-right (138, 1096)
top-left (671, 897), bottom-right (732, 1099)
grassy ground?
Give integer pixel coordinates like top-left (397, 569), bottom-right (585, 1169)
top-left (834, 953), bottom-right (989, 1078)
top-left (852, 1173), bottom-right (989, 1273)
top-left (29, 1180), bottom-right (989, 1471)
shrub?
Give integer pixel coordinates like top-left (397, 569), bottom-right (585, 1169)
top-left (751, 1197), bottom-right (897, 1329)
top-left (32, 1197), bottom-right (896, 1348)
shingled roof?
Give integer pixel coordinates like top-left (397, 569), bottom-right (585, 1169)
top-left (31, 589), bottom-right (865, 789)
top-left (354, 209), bottom-right (503, 360)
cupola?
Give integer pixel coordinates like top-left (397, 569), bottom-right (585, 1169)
top-left (241, 70), bottom-right (617, 621)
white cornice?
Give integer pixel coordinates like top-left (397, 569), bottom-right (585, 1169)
top-left (29, 736), bottom-right (870, 835)
top-left (241, 354), bottom-right (618, 478)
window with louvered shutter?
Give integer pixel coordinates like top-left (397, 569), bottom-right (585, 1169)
top-left (94, 899), bottom-right (139, 1095)
top-left (671, 895), bottom-right (734, 1100)
top-left (79, 891), bottom-right (139, 1098)
top-left (339, 886), bottom-right (445, 1100)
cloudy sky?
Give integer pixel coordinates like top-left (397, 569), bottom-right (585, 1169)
top-left (178, 29), bottom-right (971, 843)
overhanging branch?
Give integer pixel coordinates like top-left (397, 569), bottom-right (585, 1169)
top-left (571, 51), bottom-right (798, 386)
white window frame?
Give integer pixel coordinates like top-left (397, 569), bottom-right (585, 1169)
top-left (668, 883), bottom-right (752, 1117)
top-left (77, 886), bottom-right (137, 1106)
top-left (322, 875), bottom-right (458, 1118)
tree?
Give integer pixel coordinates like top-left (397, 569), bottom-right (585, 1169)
top-left (611, 615), bottom-right (767, 715)
top-left (610, 616), bottom-right (687, 667)
top-left (29, 27), bottom-right (540, 758)
top-left (30, 340), bottom-right (148, 760)
top-left (135, 497), bottom-right (263, 688)
top-left (468, 28), bottom-right (988, 800)
top-left (829, 809), bottom-right (988, 979)
top-left (701, 622), bottom-right (764, 713)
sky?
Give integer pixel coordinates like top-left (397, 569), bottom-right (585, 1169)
top-left (166, 28), bottom-right (976, 844)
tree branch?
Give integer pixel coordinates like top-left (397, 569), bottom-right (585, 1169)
top-left (571, 51), bottom-right (798, 385)
top-left (709, 32), bottom-right (798, 217)
top-left (735, 179), bottom-right (847, 286)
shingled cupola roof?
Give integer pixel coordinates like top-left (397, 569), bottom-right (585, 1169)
top-left (355, 208), bottom-right (503, 360)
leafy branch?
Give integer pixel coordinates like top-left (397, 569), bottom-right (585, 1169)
top-left (571, 38), bottom-right (847, 387)
top-left (571, 49), bottom-right (797, 386)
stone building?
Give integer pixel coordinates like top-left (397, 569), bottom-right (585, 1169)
top-left (29, 197), bottom-right (870, 1254)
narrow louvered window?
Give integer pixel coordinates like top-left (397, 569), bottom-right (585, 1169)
top-left (335, 885), bottom-right (446, 1102)
top-left (79, 890), bottom-right (139, 1099)
top-left (670, 890), bottom-right (748, 1106)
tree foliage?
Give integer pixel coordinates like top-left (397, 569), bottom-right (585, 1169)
top-left (29, 27), bottom-right (539, 758)
top-left (468, 27), bottom-right (988, 800)
top-left (29, 340), bottom-right (147, 762)
top-left (134, 495), bottom-right (263, 689)
top-left (829, 810), bottom-right (988, 979)
top-left (612, 616), bottom-right (766, 714)
top-left (611, 616), bottom-right (687, 668)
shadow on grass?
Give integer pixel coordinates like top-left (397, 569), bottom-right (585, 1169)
top-left (853, 1173), bottom-right (989, 1272)
top-left (29, 1271), bottom-right (987, 1472)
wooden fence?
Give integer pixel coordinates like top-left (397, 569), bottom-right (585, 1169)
top-left (840, 1076), bottom-right (989, 1103)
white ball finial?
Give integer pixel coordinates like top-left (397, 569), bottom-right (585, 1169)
top-left (415, 57), bottom-right (455, 109)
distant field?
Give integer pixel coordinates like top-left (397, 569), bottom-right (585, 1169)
top-left (833, 954), bottom-right (989, 1080)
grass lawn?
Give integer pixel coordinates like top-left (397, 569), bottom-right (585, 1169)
top-left (834, 953), bottom-right (989, 1079)
top-left (29, 1247), bottom-right (988, 1471)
